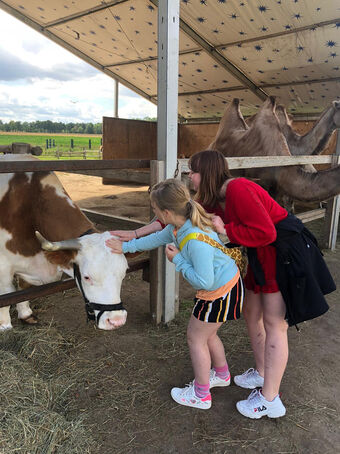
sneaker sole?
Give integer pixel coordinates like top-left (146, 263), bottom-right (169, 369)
top-left (171, 391), bottom-right (212, 410)
top-left (233, 378), bottom-right (264, 389)
top-left (210, 377), bottom-right (231, 388)
top-left (236, 402), bottom-right (286, 419)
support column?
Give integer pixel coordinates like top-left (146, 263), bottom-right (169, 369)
top-left (114, 79), bottom-right (119, 118)
top-left (323, 131), bottom-right (340, 250)
top-left (156, 0), bottom-right (180, 323)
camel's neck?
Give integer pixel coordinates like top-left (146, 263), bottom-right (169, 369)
top-left (285, 106), bottom-right (336, 156)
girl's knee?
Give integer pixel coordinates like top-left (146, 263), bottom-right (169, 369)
top-left (243, 304), bottom-right (263, 324)
top-left (263, 315), bottom-right (288, 333)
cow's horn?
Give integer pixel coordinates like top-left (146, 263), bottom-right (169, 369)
top-left (35, 231), bottom-right (81, 251)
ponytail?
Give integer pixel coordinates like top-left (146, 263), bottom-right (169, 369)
top-left (150, 179), bottom-right (214, 232)
top-left (189, 199), bottom-right (214, 232)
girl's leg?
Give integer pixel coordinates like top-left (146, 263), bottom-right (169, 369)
top-left (208, 330), bottom-right (228, 369)
top-left (187, 315), bottom-right (222, 385)
top-left (261, 291), bottom-right (288, 401)
top-left (242, 290), bottom-right (265, 376)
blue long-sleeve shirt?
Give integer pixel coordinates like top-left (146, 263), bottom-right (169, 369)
top-left (122, 220), bottom-right (238, 291)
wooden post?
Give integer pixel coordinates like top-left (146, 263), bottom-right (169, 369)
top-left (322, 133), bottom-right (340, 250)
top-left (149, 160), bottom-right (164, 324)
top-left (114, 79), bottom-right (119, 118)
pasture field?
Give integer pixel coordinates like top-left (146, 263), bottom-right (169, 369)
top-left (0, 132), bottom-right (102, 153)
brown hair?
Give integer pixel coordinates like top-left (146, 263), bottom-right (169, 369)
top-left (188, 149), bottom-right (232, 207)
top-left (150, 178), bottom-right (213, 232)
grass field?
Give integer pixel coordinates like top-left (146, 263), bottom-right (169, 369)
top-left (0, 133), bottom-right (102, 153)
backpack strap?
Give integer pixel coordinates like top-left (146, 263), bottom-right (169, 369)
top-left (179, 232), bottom-right (247, 277)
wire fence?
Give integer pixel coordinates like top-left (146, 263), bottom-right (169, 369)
top-left (40, 149), bottom-right (103, 160)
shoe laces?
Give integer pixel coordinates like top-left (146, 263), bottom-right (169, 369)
top-left (247, 389), bottom-right (261, 402)
top-left (242, 367), bottom-right (256, 377)
top-left (180, 382), bottom-right (195, 396)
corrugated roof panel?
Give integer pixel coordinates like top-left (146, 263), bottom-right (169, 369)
top-left (4, 0), bottom-right (100, 24)
top-left (0, 0), bottom-right (339, 119)
top-left (179, 0), bottom-right (339, 46)
top-left (178, 89), bottom-right (261, 119)
top-left (266, 80), bottom-right (340, 114)
top-left (222, 25), bottom-right (339, 85)
top-left (113, 59), bottom-right (158, 96)
top-left (177, 51), bottom-right (242, 94)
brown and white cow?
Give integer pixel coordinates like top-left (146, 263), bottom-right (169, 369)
top-left (0, 154), bottom-right (128, 330)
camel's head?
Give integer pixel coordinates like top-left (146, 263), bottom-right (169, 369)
top-left (332, 101), bottom-right (340, 128)
top-left (276, 105), bottom-right (292, 127)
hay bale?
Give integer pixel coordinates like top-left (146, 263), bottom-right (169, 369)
top-left (0, 328), bottom-right (98, 454)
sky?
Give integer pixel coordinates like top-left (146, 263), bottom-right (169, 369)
top-left (0, 10), bottom-right (157, 124)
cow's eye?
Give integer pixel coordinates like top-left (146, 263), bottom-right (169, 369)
top-left (84, 275), bottom-right (91, 281)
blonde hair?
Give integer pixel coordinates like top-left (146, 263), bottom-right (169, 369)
top-left (150, 179), bottom-right (213, 232)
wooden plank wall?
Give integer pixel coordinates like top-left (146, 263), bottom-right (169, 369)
top-left (102, 116), bottom-right (337, 164)
top-left (178, 123), bottom-right (218, 157)
top-left (102, 117), bottom-right (157, 184)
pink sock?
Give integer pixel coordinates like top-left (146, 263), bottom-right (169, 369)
top-left (194, 380), bottom-right (210, 398)
top-left (214, 363), bottom-right (230, 380)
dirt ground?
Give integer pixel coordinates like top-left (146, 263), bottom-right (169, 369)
top-left (15, 174), bottom-right (340, 453)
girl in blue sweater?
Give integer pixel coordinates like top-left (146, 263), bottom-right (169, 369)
top-left (106, 179), bottom-right (243, 410)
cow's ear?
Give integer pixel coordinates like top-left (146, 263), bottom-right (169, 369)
top-left (44, 250), bottom-right (76, 268)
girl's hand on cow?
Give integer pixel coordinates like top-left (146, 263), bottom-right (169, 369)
top-left (165, 244), bottom-right (179, 262)
top-left (212, 215), bottom-right (227, 235)
top-left (106, 238), bottom-right (123, 254)
top-left (109, 230), bottom-right (136, 241)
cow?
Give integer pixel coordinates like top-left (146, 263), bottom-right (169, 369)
top-left (0, 154), bottom-right (128, 331)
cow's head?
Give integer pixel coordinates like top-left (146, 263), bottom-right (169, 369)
top-left (36, 231), bottom-right (128, 330)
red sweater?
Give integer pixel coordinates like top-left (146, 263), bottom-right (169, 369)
top-left (203, 178), bottom-right (287, 247)
top-left (203, 178), bottom-right (288, 291)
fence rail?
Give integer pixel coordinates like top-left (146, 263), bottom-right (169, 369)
top-left (42, 150), bottom-right (102, 159)
top-left (179, 155), bottom-right (337, 171)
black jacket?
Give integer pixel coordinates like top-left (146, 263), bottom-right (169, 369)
top-left (273, 214), bottom-right (336, 327)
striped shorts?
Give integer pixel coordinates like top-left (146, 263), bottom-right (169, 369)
top-left (192, 277), bottom-right (244, 323)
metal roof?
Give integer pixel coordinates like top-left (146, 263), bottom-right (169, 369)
top-left (0, 0), bottom-right (339, 119)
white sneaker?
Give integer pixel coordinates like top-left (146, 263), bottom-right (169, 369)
top-left (171, 382), bottom-right (212, 410)
top-left (209, 369), bottom-right (231, 388)
top-left (234, 368), bottom-right (264, 389)
top-left (236, 389), bottom-right (286, 419)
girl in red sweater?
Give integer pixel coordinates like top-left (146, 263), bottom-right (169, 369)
top-left (189, 149), bottom-right (288, 419)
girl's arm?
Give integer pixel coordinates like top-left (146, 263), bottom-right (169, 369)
top-left (110, 220), bottom-right (163, 241)
top-left (122, 224), bottom-right (173, 253)
top-left (106, 226), bottom-right (173, 254)
top-left (172, 240), bottom-right (216, 290)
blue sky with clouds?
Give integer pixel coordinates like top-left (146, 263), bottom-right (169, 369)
top-left (0, 10), bottom-right (157, 123)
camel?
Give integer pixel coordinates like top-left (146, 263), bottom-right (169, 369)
top-left (275, 101), bottom-right (340, 156)
top-left (209, 97), bottom-right (340, 204)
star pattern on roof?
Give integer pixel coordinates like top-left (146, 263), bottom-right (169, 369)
top-left (10, 0), bottom-right (340, 119)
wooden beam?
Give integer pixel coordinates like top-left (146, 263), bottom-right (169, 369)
top-left (149, 160), bottom-right (165, 324)
top-left (179, 155), bottom-right (333, 171)
top-left (72, 169), bottom-right (150, 184)
top-left (296, 208), bottom-right (326, 224)
top-left (322, 139), bottom-right (340, 250)
top-left (82, 209), bottom-right (147, 230)
top-left (0, 159), bottom-right (150, 173)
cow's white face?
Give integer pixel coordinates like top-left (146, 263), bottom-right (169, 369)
top-left (73, 232), bottom-right (128, 330)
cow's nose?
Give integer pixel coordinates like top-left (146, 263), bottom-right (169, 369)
top-left (106, 313), bottom-right (127, 330)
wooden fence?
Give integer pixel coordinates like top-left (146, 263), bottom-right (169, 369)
top-left (0, 154), bottom-right (339, 324)
top-left (42, 149), bottom-right (102, 159)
